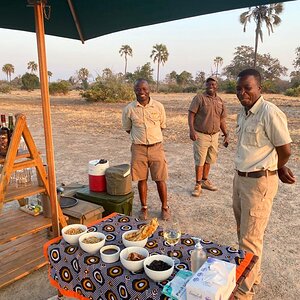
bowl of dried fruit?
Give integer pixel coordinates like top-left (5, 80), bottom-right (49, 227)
top-left (120, 246), bottom-right (149, 272)
top-left (143, 254), bottom-right (174, 282)
top-left (61, 224), bottom-right (88, 245)
top-left (79, 232), bottom-right (106, 254)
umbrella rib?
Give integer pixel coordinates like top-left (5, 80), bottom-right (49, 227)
top-left (67, 0), bottom-right (85, 43)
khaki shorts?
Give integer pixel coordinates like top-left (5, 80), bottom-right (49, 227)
top-left (193, 131), bottom-right (219, 166)
top-left (131, 143), bottom-right (168, 181)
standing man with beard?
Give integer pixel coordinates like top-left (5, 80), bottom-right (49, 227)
top-left (188, 76), bottom-right (229, 197)
top-left (122, 79), bottom-right (170, 221)
top-left (233, 69), bottom-right (295, 299)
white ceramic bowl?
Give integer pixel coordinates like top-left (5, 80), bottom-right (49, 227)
top-left (79, 232), bottom-right (106, 254)
top-left (120, 246), bottom-right (149, 272)
top-left (61, 224), bottom-right (88, 245)
top-left (143, 254), bottom-right (174, 282)
top-left (122, 230), bottom-right (148, 248)
top-left (100, 245), bottom-right (120, 263)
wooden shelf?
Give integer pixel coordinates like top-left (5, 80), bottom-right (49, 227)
top-left (0, 230), bottom-right (50, 289)
top-left (0, 208), bottom-right (52, 245)
top-left (5, 184), bottom-right (46, 202)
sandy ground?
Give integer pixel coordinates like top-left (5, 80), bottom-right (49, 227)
top-left (0, 91), bottom-right (299, 300)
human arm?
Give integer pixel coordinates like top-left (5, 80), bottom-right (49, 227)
top-left (122, 106), bottom-right (132, 134)
top-left (188, 111), bottom-right (198, 141)
top-left (276, 144), bottom-right (296, 184)
top-left (220, 118), bottom-right (229, 147)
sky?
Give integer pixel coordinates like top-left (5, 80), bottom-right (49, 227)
top-left (0, 1), bottom-right (300, 81)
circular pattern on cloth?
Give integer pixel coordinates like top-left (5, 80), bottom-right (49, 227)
top-left (118, 216), bottom-right (131, 223)
top-left (120, 224), bottom-right (132, 231)
top-left (50, 248), bottom-right (61, 262)
top-left (107, 266), bottom-right (123, 278)
top-left (84, 256), bottom-right (100, 265)
top-left (226, 246), bottom-right (239, 253)
top-left (166, 249), bottom-right (182, 259)
top-left (117, 282), bottom-right (131, 299)
top-left (103, 225), bottom-right (116, 232)
top-left (71, 258), bottom-right (80, 273)
top-left (88, 226), bottom-right (97, 232)
top-left (132, 278), bottom-right (149, 293)
top-left (175, 262), bottom-right (189, 270)
top-left (182, 238), bottom-right (195, 246)
top-left (74, 285), bottom-right (83, 295)
top-left (206, 247), bottom-right (223, 256)
top-left (235, 257), bottom-right (243, 265)
top-left (93, 269), bottom-right (105, 285)
top-left (146, 240), bottom-right (158, 249)
top-left (105, 290), bottom-right (118, 300)
top-left (201, 239), bottom-right (213, 244)
top-left (59, 267), bottom-right (73, 283)
top-left (81, 278), bottom-right (96, 292)
top-left (64, 245), bottom-right (78, 255)
top-left (105, 233), bottom-right (116, 242)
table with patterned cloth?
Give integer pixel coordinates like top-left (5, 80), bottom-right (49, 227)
top-left (44, 213), bottom-right (256, 300)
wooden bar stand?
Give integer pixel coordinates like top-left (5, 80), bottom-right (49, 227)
top-left (0, 114), bottom-right (67, 288)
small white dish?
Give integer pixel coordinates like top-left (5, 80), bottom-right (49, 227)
top-left (122, 230), bottom-right (148, 248)
top-left (100, 245), bottom-right (120, 263)
top-left (61, 224), bottom-right (88, 245)
top-left (120, 246), bottom-right (149, 272)
top-left (79, 232), bottom-right (106, 254)
top-left (144, 254), bottom-right (174, 282)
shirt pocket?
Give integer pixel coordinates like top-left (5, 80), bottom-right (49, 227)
top-left (131, 114), bottom-right (144, 128)
top-left (243, 122), bottom-right (267, 147)
top-left (147, 111), bottom-right (161, 126)
top-left (215, 101), bottom-right (223, 115)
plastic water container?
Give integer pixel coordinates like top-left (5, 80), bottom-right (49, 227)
top-left (88, 159), bottom-right (109, 192)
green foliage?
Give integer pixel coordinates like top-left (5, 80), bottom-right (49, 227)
top-left (0, 82), bottom-right (12, 94)
top-left (125, 62), bottom-right (154, 84)
top-left (293, 47), bottom-right (300, 70)
top-left (285, 86), bottom-right (300, 97)
top-left (49, 81), bottom-right (71, 95)
top-left (21, 72), bottom-right (39, 91)
top-left (80, 72), bottom-right (134, 102)
top-left (220, 80), bottom-right (236, 94)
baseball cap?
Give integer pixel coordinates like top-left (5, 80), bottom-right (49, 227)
top-left (206, 76), bottom-right (218, 83)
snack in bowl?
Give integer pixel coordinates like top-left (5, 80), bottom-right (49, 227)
top-left (100, 245), bottom-right (120, 263)
top-left (125, 218), bottom-right (159, 241)
top-left (144, 254), bottom-right (174, 282)
top-left (120, 246), bottom-right (149, 272)
top-left (79, 232), bottom-right (106, 254)
top-left (127, 252), bottom-right (146, 261)
top-left (61, 224), bottom-right (88, 245)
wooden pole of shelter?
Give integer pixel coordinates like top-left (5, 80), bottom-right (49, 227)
top-left (34, 2), bottom-right (60, 237)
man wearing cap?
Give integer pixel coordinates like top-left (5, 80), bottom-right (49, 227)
top-left (188, 76), bottom-right (228, 197)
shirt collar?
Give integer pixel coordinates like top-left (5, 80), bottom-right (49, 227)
top-left (248, 96), bottom-right (264, 115)
top-left (136, 97), bottom-right (154, 107)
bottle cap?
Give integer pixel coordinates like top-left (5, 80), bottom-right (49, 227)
top-left (195, 240), bottom-right (203, 249)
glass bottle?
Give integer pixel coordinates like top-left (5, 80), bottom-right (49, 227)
top-left (191, 239), bottom-right (207, 273)
top-left (8, 113), bottom-right (14, 137)
top-left (0, 114), bottom-right (10, 156)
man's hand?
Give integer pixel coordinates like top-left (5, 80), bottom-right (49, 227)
top-left (189, 129), bottom-right (198, 141)
top-left (278, 166), bottom-right (296, 184)
top-left (223, 133), bottom-right (229, 148)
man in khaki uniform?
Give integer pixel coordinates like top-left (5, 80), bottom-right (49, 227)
top-left (233, 69), bottom-right (296, 300)
top-left (122, 79), bottom-right (170, 221)
top-left (188, 76), bottom-right (229, 197)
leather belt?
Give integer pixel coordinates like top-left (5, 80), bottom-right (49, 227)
top-left (237, 170), bottom-right (277, 178)
top-left (135, 142), bottom-right (161, 147)
top-left (199, 131), bottom-right (219, 136)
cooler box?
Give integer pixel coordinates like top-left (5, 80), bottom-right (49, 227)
top-left (105, 164), bottom-right (132, 196)
top-left (88, 159), bottom-right (109, 192)
top-left (75, 187), bottom-right (134, 217)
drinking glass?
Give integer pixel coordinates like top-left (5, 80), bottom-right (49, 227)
top-left (163, 218), bottom-right (181, 264)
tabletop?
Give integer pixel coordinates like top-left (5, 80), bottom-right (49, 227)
top-left (44, 213), bottom-right (256, 300)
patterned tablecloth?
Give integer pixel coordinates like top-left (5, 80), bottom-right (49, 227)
top-left (44, 213), bottom-right (255, 300)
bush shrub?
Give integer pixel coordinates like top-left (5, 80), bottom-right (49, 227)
top-left (0, 84), bottom-right (12, 94)
top-left (80, 80), bottom-right (134, 102)
top-left (220, 80), bottom-right (236, 94)
top-left (21, 73), bottom-right (39, 91)
top-left (285, 87), bottom-right (300, 97)
top-left (49, 81), bottom-right (71, 95)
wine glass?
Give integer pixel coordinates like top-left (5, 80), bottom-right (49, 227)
top-left (163, 218), bottom-right (181, 264)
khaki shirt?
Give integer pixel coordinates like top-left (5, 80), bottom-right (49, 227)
top-left (188, 93), bottom-right (227, 134)
top-left (235, 96), bottom-right (292, 172)
top-left (122, 98), bottom-right (166, 145)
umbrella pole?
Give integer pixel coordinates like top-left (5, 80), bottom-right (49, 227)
top-left (34, 2), bottom-right (59, 237)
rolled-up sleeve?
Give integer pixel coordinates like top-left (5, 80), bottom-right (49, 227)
top-left (160, 105), bottom-right (167, 129)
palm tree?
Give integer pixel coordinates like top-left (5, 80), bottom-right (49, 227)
top-left (2, 64), bottom-right (15, 82)
top-left (119, 45), bottom-right (133, 75)
top-left (213, 57), bottom-right (223, 78)
top-left (48, 71), bottom-right (53, 82)
top-left (150, 44), bottom-right (169, 92)
top-left (27, 61), bottom-right (38, 73)
top-left (240, 3), bottom-right (283, 68)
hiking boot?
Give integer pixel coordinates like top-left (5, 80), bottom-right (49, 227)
top-left (192, 183), bottom-right (202, 197)
top-left (138, 208), bottom-right (148, 221)
top-left (201, 179), bottom-right (217, 191)
top-left (161, 207), bottom-right (171, 221)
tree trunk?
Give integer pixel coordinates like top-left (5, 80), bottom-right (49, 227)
top-left (254, 22), bottom-right (260, 68)
top-left (125, 56), bottom-right (128, 74)
top-left (156, 60), bottom-right (160, 92)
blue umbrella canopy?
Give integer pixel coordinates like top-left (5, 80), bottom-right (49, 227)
top-left (0, 0), bottom-right (295, 43)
